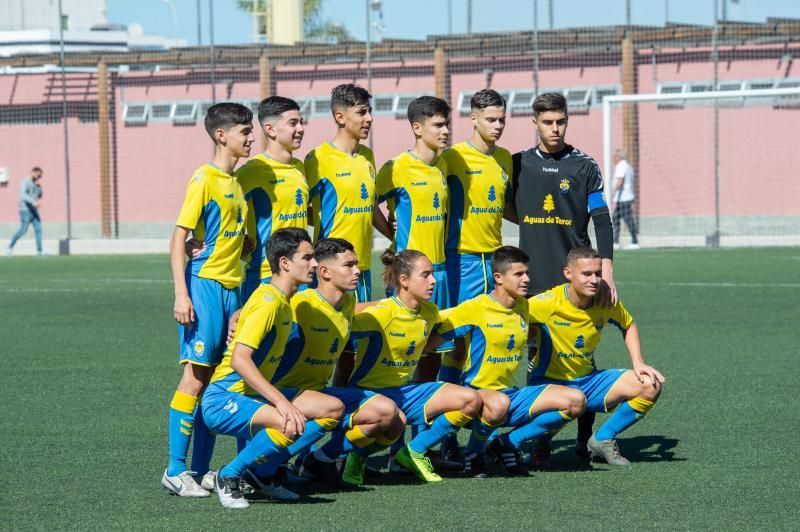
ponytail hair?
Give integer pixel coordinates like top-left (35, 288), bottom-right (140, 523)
top-left (381, 248), bottom-right (427, 292)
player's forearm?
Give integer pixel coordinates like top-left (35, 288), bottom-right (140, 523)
top-left (170, 227), bottom-right (190, 296)
top-left (424, 333), bottom-right (446, 352)
top-left (592, 207), bottom-right (614, 260)
top-left (601, 258), bottom-right (614, 283)
top-left (503, 202), bottom-right (519, 224)
top-left (231, 346), bottom-right (289, 406)
top-left (372, 207), bottom-right (393, 239)
top-left (332, 352), bottom-right (355, 387)
top-left (623, 323), bottom-right (646, 367)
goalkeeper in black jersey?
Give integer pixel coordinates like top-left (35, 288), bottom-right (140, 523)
top-left (507, 92), bottom-right (617, 466)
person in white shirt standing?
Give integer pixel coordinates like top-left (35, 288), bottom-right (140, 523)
top-left (611, 149), bottom-right (639, 250)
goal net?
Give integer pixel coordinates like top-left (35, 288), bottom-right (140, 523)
top-left (601, 86), bottom-right (800, 247)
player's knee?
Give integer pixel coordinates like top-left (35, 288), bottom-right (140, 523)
top-left (460, 388), bottom-right (482, 417)
top-left (567, 390), bottom-right (587, 417)
top-left (371, 396), bottom-right (400, 424)
top-left (322, 397), bottom-right (346, 420)
top-left (483, 393), bottom-right (510, 424)
top-left (638, 380), bottom-right (661, 402)
top-left (177, 363), bottom-right (209, 395)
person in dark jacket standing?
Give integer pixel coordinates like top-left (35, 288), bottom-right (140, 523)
top-left (507, 93), bottom-right (616, 466)
top-left (7, 166), bottom-right (44, 256)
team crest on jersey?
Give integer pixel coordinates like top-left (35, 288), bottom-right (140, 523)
top-left (520, 318), bottom-right (528, 331)
top-left (262, 292), bottom-right (275, 302)
top-left (574, 335), bottom-right (585, 349)
top-left (368, 164), bottom-right (376, 181)
top-left (559, 178), bottom-right (570, 195)
top-left (543, 194), bottom-right (555, 213)
top-left (193, 341), bottom-right (205, 355)
top-left (501, 171), bottom-right (509, 183)
top-left (595, 322), bottom-right (604, 331)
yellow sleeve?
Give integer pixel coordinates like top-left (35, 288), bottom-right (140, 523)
top-left (175, 172), bottom-right (208, 230)
top-left (305, 151), bottom-right (320, 196)
top-left (498, 149), bottom-right (514, 203)
top-left (376, 159), bottom-right (397, 205)
top-left (235, 297), bottom-right (279, 350)
top-left (609, 300), bottom-right (634, 331)
top-left (435, 302), bottom-right (474, 341)
top-left (527, 292), bottom-right (556, 324)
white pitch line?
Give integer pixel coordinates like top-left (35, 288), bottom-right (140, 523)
top-left (627, 281), bottom-right (800, 288)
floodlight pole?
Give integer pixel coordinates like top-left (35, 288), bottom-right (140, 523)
top-left (58, 0), bottom-right (73, 245)
top-left (209, 0), bottom-right (216, 104)
top-left (711, 2), bottom-right (721, 247)
top-left (196, 0), bottom-right (202, 45)
top-left (365, 0), bottom-right (373, 150)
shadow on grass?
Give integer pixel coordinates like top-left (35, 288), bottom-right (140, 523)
top-left (547, 434), bottom-right (683, 464)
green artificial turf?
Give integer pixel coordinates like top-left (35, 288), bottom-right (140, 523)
top-left (1, 248), bottom-right (798, 529)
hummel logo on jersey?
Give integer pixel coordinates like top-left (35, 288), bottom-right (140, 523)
top-left (542, 167), bottom-right (558, 173)
top-left (223, 399), bottom-right (239, 415)
top-left (336, 171), bottom-right (352, 178)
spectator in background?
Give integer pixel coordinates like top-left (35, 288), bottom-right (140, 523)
top-left (0, 168), bottom-right (9, 188)
top-left (7, 166), bottom-right (44, 256)
top-left (611, 149), bottom-right (639, 250)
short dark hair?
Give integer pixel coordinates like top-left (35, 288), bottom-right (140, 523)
top-left (330, 84), bottom-right (372, 113)
top-left (31, 166), bottom-right (43, 173)
top-left (258, 96), bottom-right (300, 123)
top-left (314, 238), bottom-right (355, 264)
top-left (471, 89), bottom-right (506, 111)
top-left (533, 92), bottom-right (568, 117)
top-left (204, 102), bottom-right (253, 141)
top-left (381, 248), bottom-right (427, 292)
top-left (407, 96), bottom-right (451, 125)
top-left (492, 246), bottom-right (530, 275)
top-left (265, 228), bottom-right (312, 273)
top-left (566, 246), bottom-right (600, 265)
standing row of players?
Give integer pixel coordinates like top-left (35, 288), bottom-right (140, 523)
top-left (161, 85), bottom-right (665, 508)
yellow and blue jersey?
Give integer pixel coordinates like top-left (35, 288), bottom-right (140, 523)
top-left (176, 164), bottom-right (247, 289)
top-left (306, 141), bottom-right (377, 270)
top-left (440, 141), bottom-right (512, 254)
top-left (436, 294), bottom-right (529, 390)
top-left (236, 153), bottom-right (309, 280)
top-left (349, 297), bottom-right (441, 389)
top-left (376, 151), bottom-right (448, 265)
top-left (528, 284), bottom-right (634, 381)
top-left (272, 290), bottom-right (356, 391)
top-left (209, 284), bottom-right (294, 394)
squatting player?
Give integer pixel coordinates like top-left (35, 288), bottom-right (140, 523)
top-left (508, 91), bottom-right (617, 463)
top-left (305, 83), bottom-right (390, 302)
top-left (428, 246), bottom-right (586, 477)
top-left (527, 247), bottom-right (664, 466)
top-left (162, 103), bottom-right (252, 497)
top-left (201, 228), bottom-right (344, 508)
top-left (268, 238), bottom-right (405, 488)
top-left (337, 249), bottom-right (483, 483)
top-left (237, 96), bottom-right (310, 302)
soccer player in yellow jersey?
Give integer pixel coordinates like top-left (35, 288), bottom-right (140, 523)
top-left (441, 89), bottom-right (514, 309)
top-left (236, 96), bottom-right (309, 302)
top-left (428, 246), bottom-right (586, 477)
top-left (266, 238), bottom-right (404, 487)
top-left (305, 84), bottom-right (391, 302)
top-left (375, 96), bottom-right (450, 309)
top-left (163, 103), bottom-right (253, 497)
top-left (337, 249), bottom-right (483, 483)
top-left (201, 228), bottom-right (344, 508)
top-left (527, 246), bottom-right (665, 466)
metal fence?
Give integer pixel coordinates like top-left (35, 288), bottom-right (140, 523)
top-left (1, 4), bottom-right (799, 250)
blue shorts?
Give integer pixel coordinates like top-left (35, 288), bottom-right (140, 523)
top-left (528, 369), bottom-right (628, 413)
top-left (201, 384), bottom-right (301, 440)
top-left (179, 274), bottom-right (241, 366)
top-left (321, 387), bottom-right (378, 429)
top-left (445, 251), bottom-right (494, 307)
top-left (364, 382), bottom-right (446, 426)
top-left (501, 385), bottom-right (550, 427)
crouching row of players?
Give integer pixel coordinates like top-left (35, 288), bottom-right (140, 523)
top-left (174, 228), bottom-right (663, 509)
